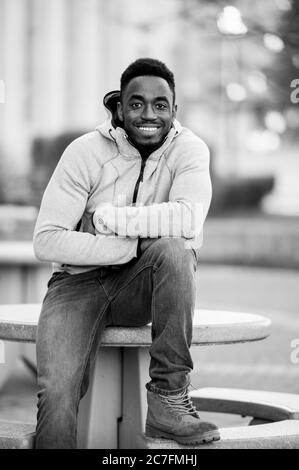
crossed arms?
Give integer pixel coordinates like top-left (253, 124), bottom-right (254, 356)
top-left (33, 138), bottom-right (212, 266)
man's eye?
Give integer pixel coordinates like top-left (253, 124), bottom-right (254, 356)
top-left (131, 103), bottom-right (142, 109)
top-left (156, 103), bottom-right (168, 110)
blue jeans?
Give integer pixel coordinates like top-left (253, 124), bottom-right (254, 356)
top-left (35, 238), bottom-right (197, 448)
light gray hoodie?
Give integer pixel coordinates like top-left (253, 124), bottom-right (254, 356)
top-left (33, 91), bottom-right (212, 274)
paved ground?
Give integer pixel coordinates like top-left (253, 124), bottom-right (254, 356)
top-left (0, 362), bottom-right (37, 424)
top-left (190, 264), bottom-right (299, 426)
top-left (0, 263), bottom-right (298, 429)
top-left (192, 264), bottom-right (299, 393)
top-left (191, 266), bottom-right (299, 426)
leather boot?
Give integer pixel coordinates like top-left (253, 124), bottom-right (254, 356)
top-left (146, 389), bottom-right (220, 445)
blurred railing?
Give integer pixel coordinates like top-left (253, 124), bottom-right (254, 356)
top-left (201, 216), bottom-right (299, 269)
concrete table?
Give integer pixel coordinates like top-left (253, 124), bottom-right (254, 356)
top-left (0, 303), bottom-right (271, 449)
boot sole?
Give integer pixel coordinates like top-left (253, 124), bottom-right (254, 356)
top-left (145, 424), bottom-right (221, 446)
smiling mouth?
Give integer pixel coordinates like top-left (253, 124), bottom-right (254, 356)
top-left (137, 126), bottom-right (160, 133)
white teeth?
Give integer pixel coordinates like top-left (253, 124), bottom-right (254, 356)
top-left (138, 127), bottom-right (158, 132)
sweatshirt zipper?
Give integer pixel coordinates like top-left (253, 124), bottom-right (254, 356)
top-left (132, 158), bottom-right (146, 204)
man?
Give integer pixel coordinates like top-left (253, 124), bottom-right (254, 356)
top-left (33, 58), bottom-right (219, 448)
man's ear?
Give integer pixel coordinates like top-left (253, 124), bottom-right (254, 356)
top-left (117, 101), bottom-right (124, 122)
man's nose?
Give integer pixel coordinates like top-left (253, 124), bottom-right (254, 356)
top-left (141, 104), bottom-right (156, 120)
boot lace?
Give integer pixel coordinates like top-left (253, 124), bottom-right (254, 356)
top-left (159, 390), bottom-right (200, 417)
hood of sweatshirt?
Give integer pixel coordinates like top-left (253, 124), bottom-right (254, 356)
top-left (96, 90), bottom-right (182, 159)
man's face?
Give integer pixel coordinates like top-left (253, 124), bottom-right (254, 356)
top-left (117, 75), bottom-right (177, 152)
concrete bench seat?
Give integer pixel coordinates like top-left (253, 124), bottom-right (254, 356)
top-left (0, 421), bottom-right (35, 449)
top-left (138, 420), bottom-right (299, 449)
top-left (190, 387), bottom-right (299, 422)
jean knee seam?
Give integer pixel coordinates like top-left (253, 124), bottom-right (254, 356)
top-left (151, 266), bottom-right (157, 340)
top-left (98, 278), bottom-right (110, 300)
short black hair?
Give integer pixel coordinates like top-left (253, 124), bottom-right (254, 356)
top-left (120, 58), bottom-right (175, 102)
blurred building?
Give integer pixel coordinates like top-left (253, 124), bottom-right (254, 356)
top-left (0, 0), bottom-right (180, 175)
top-left (0, 0), bottom-right (298, 212)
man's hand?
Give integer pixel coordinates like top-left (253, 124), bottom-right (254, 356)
top-left (93, 203), bottom-right (116, 236)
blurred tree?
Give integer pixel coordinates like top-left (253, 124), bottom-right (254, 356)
top-left (263, 0), bottom-right (299, 138)
top-left (268, 0), bottom-right (299, 103)
top-left (30, 131), bottom-right (85, 207)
